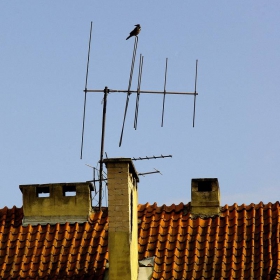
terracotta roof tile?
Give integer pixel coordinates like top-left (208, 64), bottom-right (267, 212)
top-left (0, 207), bottom-right (108, 279)
top-left (138, 201), bottom-right (280, 279)
top-left (0, 202), bottom-right (280, 279)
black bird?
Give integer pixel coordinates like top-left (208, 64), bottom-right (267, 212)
top-left (126, 24), bottom-right (141, 40)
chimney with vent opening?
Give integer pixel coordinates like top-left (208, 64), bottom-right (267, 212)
top-left (19, 182), bottom-right (94, 225)
top-left (191, 178), bottom-right (220, 217)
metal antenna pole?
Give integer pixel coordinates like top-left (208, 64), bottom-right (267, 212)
top-left (161, 58), bottom-right (168, 127)
top-left (93, 166), bottom-right (96, 194)
top-left (99, 86), bottom-right (109, 211)
top-left (119, 36), bottom-right (139, 147)
top-left (192, 59), bottom-right (198, 127)
top-left (134, 54), bottom-right (144, 129)
top-left (80, 21), bottom-right (93, 159)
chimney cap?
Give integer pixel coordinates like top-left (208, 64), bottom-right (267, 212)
top-left (19, 181), bottom-right (94, 192)
top-left (191, 178), bottom-right (220, 217)
top-left (103, 158), bottom-right (139, 182)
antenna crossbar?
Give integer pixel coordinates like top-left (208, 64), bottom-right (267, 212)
top-left (85, 89), bottom-right (198, 96)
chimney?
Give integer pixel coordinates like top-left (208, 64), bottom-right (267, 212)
top-left (19, 182), bottom-right (93, 225)
top-left (103, 158), bottom-right (139, 280)
top-left (191, 178), bottom-right (220, 217)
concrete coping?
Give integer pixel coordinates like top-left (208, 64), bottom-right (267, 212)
top-left (19, 182), bottom-right (94, 192)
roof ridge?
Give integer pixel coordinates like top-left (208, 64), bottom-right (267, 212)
top-left (2, 201), bottom-right (280, 213)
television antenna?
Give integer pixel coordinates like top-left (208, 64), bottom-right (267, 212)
top-left (80, 22), bottom-right (199, 210)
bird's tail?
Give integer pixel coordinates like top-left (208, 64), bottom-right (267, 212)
top-left (126, 35), bottom-right (131, 40)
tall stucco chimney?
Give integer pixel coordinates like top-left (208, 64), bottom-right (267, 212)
top-left (103, 158), bottom-right (139, 280)
top-left (191, 178), bottom-right (220, 217)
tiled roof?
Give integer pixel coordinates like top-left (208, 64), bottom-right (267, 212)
top-left (138, 202), bottom-right (280, 279)
top-left (1, 202), bottom-right (280, 279)
top-left (0, 206), bottom-right (108, 279)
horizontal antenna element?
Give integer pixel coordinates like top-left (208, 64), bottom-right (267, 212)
top-left (161, 58), bottom-right (168, 127)
top-left (134, 53), bottom-right (144, 130)
top-left (193, 59), bottom-right (198, 127)
top-left (138, 168), bottom-right (162, 177)
top-left (119, 36), bottom-right (139, 147)
top-left (132, 154), bottom-right (172, 161)
top-left (80, 21), bottom-right (93, 159)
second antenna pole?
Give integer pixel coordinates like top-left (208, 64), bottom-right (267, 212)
top-left (99, 86), bottom-right (109, 210)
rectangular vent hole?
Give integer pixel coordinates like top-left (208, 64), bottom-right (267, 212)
top-left (36, 186), bottom-right (50, 198)
top-left (197, 181), bottom-right (212, 192)
top-left (63, 185), bottom-right (76, 197)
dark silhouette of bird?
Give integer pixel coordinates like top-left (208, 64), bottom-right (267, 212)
top-left (126, 24), bottom-right (141, 40)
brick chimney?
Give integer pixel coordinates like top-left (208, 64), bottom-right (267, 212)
top-left (191, 178), bottom-right (220, 217)
top-left (19, 182), bottom-right (94, 225)
top-left (103, 158), bottom-right (139, 280)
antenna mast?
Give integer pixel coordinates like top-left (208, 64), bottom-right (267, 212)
top-left (98, 86), bottom-right (109, 210)
top-left (80, 23), bottom-right (199, 210)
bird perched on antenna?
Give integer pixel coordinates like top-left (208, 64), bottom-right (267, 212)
top-left (126, 24), bottom-right (141, 40)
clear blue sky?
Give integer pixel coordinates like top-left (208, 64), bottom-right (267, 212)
top-left (1, 1), bottom-right (280, 208)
